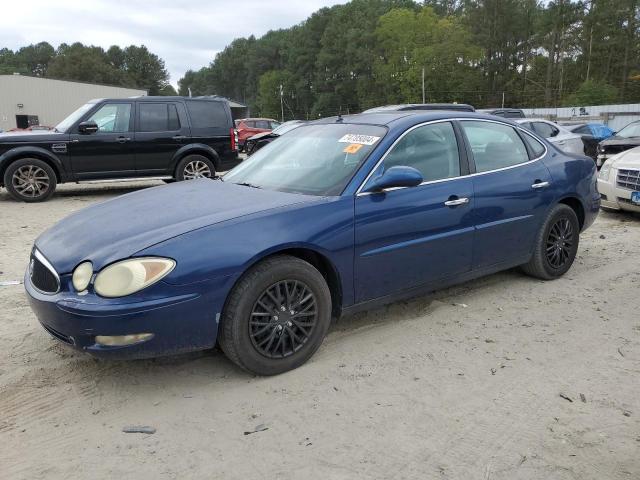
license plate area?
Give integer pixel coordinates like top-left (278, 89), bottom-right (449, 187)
top-left (632, 192), bottom-right (640, 205)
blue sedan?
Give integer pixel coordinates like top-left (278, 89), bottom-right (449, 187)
top-left (25, 111), bottom-right (600, 375)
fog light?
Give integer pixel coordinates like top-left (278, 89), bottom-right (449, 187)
top-left (95, 333), bottom-right (154, 346)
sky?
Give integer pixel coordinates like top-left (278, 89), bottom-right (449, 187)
top-left (1, 0), bottom-right (348, 86)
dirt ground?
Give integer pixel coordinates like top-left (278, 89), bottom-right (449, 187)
top-left (1, 181), bottom-right (639, 480)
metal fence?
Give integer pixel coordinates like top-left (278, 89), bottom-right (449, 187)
top-left (522, 103), bottom-right (640, 131)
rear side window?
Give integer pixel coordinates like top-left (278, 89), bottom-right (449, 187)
top-left (461, 121), bottom-right (529, 172)
top-left (521, 132), bottom-right (546, 158)
top-left (186, 101), bottom-right (229, 128)
top-left (139, 103), bottom-right (180, 132)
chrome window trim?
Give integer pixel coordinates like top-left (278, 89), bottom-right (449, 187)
top-left (31, 248), bottom-right (61, 295)
top-left (355, 117), bottom-right (548, 196)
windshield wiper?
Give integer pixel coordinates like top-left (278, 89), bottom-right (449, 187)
top-left (234, 182), bottom-right (262, 189)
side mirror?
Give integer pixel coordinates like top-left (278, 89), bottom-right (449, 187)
top-left (364, 166), bottom-right (423, 192)
top-left (78, 121), bottom-right (98, 134)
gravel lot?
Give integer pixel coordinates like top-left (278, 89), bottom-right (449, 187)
top-left (1, 181), bottom-right (639, 480)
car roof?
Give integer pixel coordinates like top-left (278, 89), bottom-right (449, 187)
top-left (239, 117), bottom-right (279, 122)
top-left (311, 111), bottom-right (518, 128)
top-left (363, 103), bottom-right (475, 113)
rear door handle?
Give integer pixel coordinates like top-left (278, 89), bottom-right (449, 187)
top-left (116, 136), bottom-right (131, 144)
top-left (173, 135), bottom-right (187, 141)
top-left (444, 197), bottom-right (470, 207)
top-left (531, 181), bottom-right (550, 189)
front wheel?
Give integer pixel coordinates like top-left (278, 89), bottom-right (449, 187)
top-left (4, 158), bottom-right (57, 202)
top-left (521, 204), bottom-right (580, 280)
top-left (218, 255), bottom-right (332, 375)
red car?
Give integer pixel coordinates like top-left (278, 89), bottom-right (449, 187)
top-left (236, 118), bottom-right (280, 151)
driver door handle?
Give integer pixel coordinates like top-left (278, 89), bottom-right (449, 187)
top-left (531, 181), bottom-right (550, 189)
top-left (444, 197), bottom-right (470, 207)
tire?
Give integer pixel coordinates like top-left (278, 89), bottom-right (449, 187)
top-left (218, 255), bottom-right (332, 375)
top-left (4, 158), bottom-right (56, 202)
top-left (521, 204), bottom-right (580, 280)
top-left (175, 154), bottom-right (216, 181)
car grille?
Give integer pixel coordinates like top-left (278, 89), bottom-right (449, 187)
top-left (617, 169), bottom-right (640, 191)
top-left (30, 251), bottom-right (60, 294)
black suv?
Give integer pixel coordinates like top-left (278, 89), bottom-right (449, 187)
top-left (0, 96), bottom-right (239, 202)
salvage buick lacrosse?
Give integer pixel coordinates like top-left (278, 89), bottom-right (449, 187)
top-left (25, 111), bottom-right (600, 375)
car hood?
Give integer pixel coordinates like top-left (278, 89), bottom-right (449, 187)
top-left (247, 131), bottom-right (276, 141)
top-left (0, 130), bottom-right (67, 143)
top-left (600, 136), bottom-right (640, 147)
top-left (35, 180), bottom-right (320, 274)
top-left (609, 146), bottom-right (640, 169)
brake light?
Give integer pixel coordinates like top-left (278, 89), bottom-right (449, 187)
top-left (230, 128), bottom-right (238, 152)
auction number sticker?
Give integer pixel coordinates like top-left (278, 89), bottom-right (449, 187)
top-left (338, 134), bottom-right (381, 145)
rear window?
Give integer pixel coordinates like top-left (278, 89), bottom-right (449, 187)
top-left (186, 101), bottom-right (229, 128)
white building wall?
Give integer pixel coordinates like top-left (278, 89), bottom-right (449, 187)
top-left (522, 103), bottom-right (640, 131)
top-left (0, 75), bottom-right (146, 131)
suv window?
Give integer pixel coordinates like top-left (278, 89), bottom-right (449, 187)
top-left (461, 121), bottom-right (529, 172)
top-left (87, 103), bottom-right (131, 133)
top-left (256, 120), bottom-right (271, 129)
top-left (186, 101), bottom-right (228, 128)
top-left (383, 122), bottom-right (460, 182)
top-left (139, 103), bottom-right (180, 132)
top-left (532, 121), bottom-right (559, 138)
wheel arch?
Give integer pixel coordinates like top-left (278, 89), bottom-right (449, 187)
top-left (226, 246), bottom-right (344, 319)
top-left (171, 144), bottom-right (221, 175)
top-left (0, 147), bottom-right (64, 185)
top-left (557, 196), bottom-right (585, 230)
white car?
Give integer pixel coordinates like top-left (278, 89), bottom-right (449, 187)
top-left (597, 146), bottom-right (640, 213)
top-left (515, 119), bottom-right (585, 155)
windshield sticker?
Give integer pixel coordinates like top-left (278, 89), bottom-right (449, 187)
top-left (343, 143), bottom-right (364, 154)
top-left (338, 134), bottom-right (380, 145)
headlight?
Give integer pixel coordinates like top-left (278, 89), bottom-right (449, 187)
top-left (72, 261), bottom-right (93, 291)
top-left (94, 257), bottom-right (175, 298)
top-left (599, 161), bottom-right (612, 181)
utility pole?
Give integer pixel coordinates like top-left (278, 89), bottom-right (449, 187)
top-left (422, 67), bottom-right (426, 104)
top-left (501, 91), bottom-right (505, 108)
top-left (188, 87), bottom-right (192, 98)
top-left (279, 84), bottom-right (284, 122)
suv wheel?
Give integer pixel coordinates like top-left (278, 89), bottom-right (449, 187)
top-left (176, 155), bottom-right (215, 181)
top-left (218, 255), bottom-right (332, 376)
top-left (521, 204), bottom-right (580, 280)
top-left (4, 158), bottom-right (57, 202)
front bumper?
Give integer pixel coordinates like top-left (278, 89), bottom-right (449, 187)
top-left (597, 175), bottom-right (640, 213)
top-left (25, 271), bottom-right (232, 359)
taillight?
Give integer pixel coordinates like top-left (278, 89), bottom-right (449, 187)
top-left (230, 128), bottom-right (238, 152)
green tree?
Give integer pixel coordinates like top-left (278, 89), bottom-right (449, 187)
top-left (565, 79), bottom-right (619, 105)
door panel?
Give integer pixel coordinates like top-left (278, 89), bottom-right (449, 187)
top-left (354, 179), bottom-right (474, 302)
top-left (69, 102), bottom-right (135, 179)
top-left (134, 102), bottom-right (188, 175)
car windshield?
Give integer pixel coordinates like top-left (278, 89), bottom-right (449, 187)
top-left (55, 102), bottom-right (96, 132)
top-left (224, 123), bottom-right (387, 196)
top-left (271, 121), bottom-right (304, 135)
top-left (616, 122), bottom-right (640, 138)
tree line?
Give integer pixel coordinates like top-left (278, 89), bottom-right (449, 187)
top-left (0, 42), bottom-right (175, 95)
top-left (178, 0), bottom-right (640, 119)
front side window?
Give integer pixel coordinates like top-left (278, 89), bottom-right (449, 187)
top-left (461, 121), bottom-right (529, 172)
top-left (224, 123), bottom-right (387, 196)
top-left (532, 121), bottom-right (559, 138)
top-left (87, 103), bottom-right (131, 133)
top-left (55, 102), bottom-right (96, 132)
top-left (139, 103), bottom-right (180, 132)
top-left (382, 122), bottom-right (460, 182)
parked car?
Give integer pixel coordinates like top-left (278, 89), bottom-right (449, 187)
top-left (597, 146), bottom-right (640, 212)
top-left (245, 120), bottom-right (307, 155)
top-left (25, 111), bottom-right (598, 375)
top-left (478, 108), bottom-right (526, 118)
top-left (363, 103), bottom-right (475, 113)
top-left (596, 120), bottom-right (640, 167)
top-left (0, 96), bottom-right (239, 202)
top-left (236, 118), bottom-right (281, 151)
top-left (515, 119), bottom-right (585, 156)
top-left (563, 123), bottom-right (615, 161)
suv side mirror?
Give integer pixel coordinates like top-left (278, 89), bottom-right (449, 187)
top-left (364, 166), bottom-right (423, 192)
top-left (78, 121), bottom-right (99, 134)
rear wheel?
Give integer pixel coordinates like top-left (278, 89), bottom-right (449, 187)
top-left (176, 154), bottom-right (216, 181)
top-left (4, 158), bottom-right (56, 202)
top-left (521, 204), bottom-right (579, 280)
top-left (218, 255), bottom-right (332, 375)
